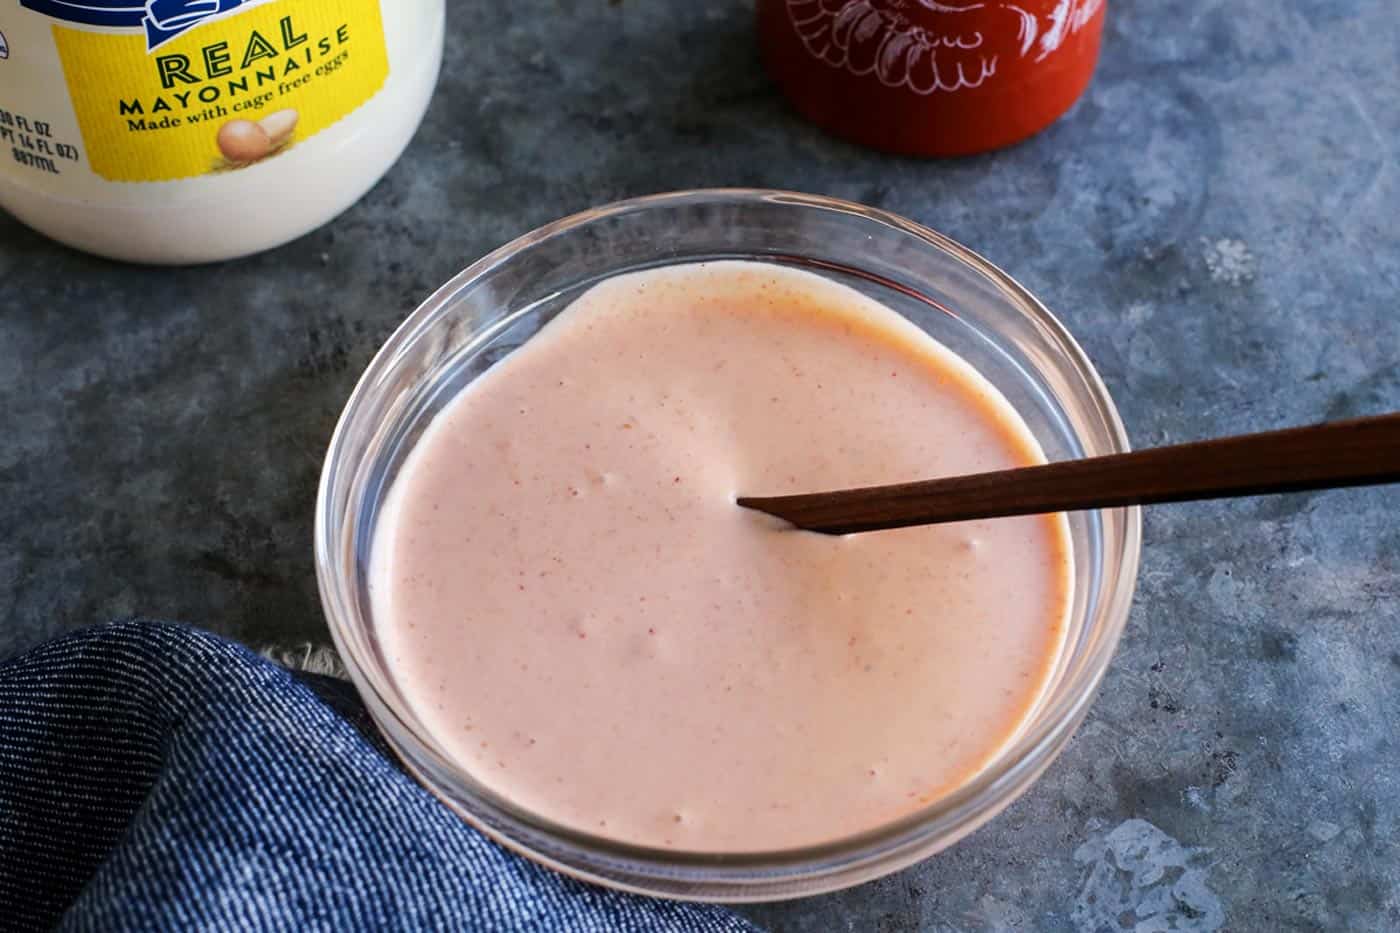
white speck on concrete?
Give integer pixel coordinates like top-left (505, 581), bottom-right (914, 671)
top-left (1184, 785), bottom-right (1212, 812)
top-left (1202, 237), bottom-right (1256, 286)
top-left (976, 893), bottom-right (1031, 928)
top-left (1308, 820), bottom-right (1342, 843)
top-left (1073, 818), bottom-right (1225, 932)
top-left (1125, 301), bottom-right (1155, 326)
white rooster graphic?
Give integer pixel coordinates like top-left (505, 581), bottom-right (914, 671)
top-left (786, 0), bottom-right (1104, 94)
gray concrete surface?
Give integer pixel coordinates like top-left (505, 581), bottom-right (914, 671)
top-left (3, 1), bottom-right (1399, 929)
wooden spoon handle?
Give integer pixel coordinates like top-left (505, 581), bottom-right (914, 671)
top-left (737, 412), bottom-right (1400, 535)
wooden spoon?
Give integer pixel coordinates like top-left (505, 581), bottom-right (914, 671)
top-left (737, 412), bottom-right (1400, 535)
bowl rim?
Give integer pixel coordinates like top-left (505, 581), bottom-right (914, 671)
top-left (314, 187), bottom-right (1143, 896)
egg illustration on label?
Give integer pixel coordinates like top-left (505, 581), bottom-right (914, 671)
top-left (785, 0), bottom-right (1104, 94)
top-left (216, 109), bottom-right (299, 166)
top-left (258, 109), bottom-right (299, 148)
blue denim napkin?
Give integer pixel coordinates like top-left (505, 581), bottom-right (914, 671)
top-left (0, 620), bottom-right (757, 932)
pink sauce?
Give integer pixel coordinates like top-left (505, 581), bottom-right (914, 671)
top-left (371, 261), bottom-right (1072, 852)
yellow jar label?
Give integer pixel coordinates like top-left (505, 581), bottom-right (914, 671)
top-left (48, 0), bottom-right (389, 182)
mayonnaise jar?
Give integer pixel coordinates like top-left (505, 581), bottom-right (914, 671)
top-left (0, 0), bottom-right (444, 263)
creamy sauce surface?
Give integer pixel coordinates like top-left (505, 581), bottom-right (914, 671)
top-left (373, 261), bottom-right (1072, 851)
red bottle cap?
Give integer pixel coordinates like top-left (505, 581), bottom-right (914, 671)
top-left (759, 0), bottom-right (1107, 156)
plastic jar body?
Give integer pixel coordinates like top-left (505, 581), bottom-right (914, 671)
top-left (0, 0), bottom-right (444, 264)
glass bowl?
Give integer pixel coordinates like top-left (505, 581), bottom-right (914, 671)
top-left (315, 189), bottom-right (1141, 902)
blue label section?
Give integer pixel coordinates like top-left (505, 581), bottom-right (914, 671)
top-left (19, 1), bottom-right (146, 28)
top-left (144, 1), bottom-right (248, 48)
top-left (20, 0), bottom-right (253, 48)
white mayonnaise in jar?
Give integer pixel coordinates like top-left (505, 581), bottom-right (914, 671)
top-left (0, 0), bottom-right (444, 263)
